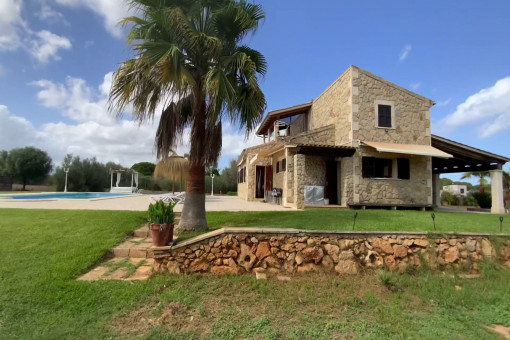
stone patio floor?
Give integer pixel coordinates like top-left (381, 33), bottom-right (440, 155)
top-left (0, 194), bottom-right (290, 211)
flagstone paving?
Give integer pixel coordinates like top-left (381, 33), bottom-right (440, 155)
top-left (78, 258), bottom-right (154, 281)
top-left (80, 221), bottom-right (177, 281)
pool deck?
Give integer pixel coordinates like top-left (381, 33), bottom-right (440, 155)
top-left (0, 194), bottom-right (290, 212)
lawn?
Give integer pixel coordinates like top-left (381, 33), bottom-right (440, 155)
top-left (206, 209), bottom-right (507, 234)
top-left (1, 208), bottom-right (509, 339)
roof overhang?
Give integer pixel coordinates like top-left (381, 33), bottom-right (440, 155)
top-left (431, 135), bottom-right (509, 174)
top-left (256, 101), bottom-right (312, 135)
top-left (362, 141), bottom-right (453, 158)
top-left (257, 145), bottom-right (286, 157)
top-left (295, 143), bottom-right (356, 157)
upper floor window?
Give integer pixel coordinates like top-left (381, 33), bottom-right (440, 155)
top-left (378, 105), bottom-right (392, 128)
top-left (374, 100), bottom-right (395, 129)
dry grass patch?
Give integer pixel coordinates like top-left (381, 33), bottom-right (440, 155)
top-left (110, 272), bottom-right (429, 339)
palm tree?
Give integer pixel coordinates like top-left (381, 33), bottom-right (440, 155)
top-left (461, 171), bottom-right (490, 193)
top-left (109, 0), bottom-right (267, 232)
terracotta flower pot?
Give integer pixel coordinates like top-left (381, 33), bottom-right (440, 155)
top-left (150, 223), bottom-right (174, 247)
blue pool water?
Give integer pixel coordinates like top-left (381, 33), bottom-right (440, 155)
top-left (1, 192), bottom-right (132, 200)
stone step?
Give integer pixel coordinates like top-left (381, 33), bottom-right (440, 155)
top-left (113, 225), bottom-right (179, 259)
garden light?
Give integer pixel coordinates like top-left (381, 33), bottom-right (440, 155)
top-left (353, 211), bottom-right (358, 230)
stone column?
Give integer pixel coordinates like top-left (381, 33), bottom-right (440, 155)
top-left (294, 154), bottom-right (306, 210)
top-left (432, 173), bottom-right (441, 208)
top-left (490, 169), bottom-right (505, 214)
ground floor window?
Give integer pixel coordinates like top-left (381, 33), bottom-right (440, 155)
top-left (362, 157), bottom-right (410, 179)
top-left (275, 158), bottom-right (287, 173)
top-left (362, 157), bottom-right (392, 178)
top-left (238, 167), bottom-right (246, 183)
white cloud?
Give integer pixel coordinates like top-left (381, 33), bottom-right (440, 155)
top-left (0, 0), bottom-right (71, 64)
top-left (0, 0), bottom-right (24, 50)
top-left (399, 45), bottom-right (412, 62)
top-left (29, 30), bottom-right (71, 63)
top-left (0, 105), bottom-right (37, 150)
top-left (435, 98), bottom-right (451, 107)
top-left (439, 77), bottom-right (510, 137)
top-left (0, 73), bottom-right (251, 167)
top-left (54, 0), bottom-right (131, 37)
top-left (409, 82), bottom-right (421, 91)
top-left (31, 75), bottom-right (115, 124)
top-left (37, 1), bottom-right (67, 24)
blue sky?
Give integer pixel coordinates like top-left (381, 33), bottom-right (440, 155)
top-left (0, 0), bottom-right (509, 181)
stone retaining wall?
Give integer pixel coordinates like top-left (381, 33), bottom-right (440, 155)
top-left (152, 228), bottom-right (510, 276)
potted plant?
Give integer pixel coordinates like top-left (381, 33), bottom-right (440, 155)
top-left (148, 200), bottom-right (177, 246)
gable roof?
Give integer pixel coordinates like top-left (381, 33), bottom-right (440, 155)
top-left (255, 65), bottom-right (435, 136)
top-left (255, 101), bottom-right (312, 135)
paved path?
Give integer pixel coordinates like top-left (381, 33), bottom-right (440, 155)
top-left (0, 194), bottom-right (290, 212)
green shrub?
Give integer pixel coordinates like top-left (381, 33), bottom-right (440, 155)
top-left (441, 191), bottom-right (459, 206)
top-left (226, 191), bottom-right (237, 196)
top-left (472, 192), bottom-right (492, 209)
top-left (147, 200), bottom-right (176, 224)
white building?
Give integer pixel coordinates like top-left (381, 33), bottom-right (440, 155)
top-left (442, 184), bottom-right (468, 197)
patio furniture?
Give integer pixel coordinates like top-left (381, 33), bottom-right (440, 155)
top-left (151, 192), bottom-right (186, 204)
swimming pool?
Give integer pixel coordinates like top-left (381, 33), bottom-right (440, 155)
top-left (0, 192), bottom-right (132, 200)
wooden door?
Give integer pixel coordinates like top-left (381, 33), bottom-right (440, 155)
top-left (255, 166), bottom-right (265, 198)
top-left (325, 161), bottom-right (338, 205)
top-left (265, 166), bottom-right (272, 191)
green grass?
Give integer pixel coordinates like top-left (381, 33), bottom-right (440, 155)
top-left (0, 208), bottom-right (509, 339)
top-left (205, 209), bottom-right (507, 234)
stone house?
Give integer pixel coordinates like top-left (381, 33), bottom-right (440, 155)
top-left (237, 66), bottom-right (509, 213)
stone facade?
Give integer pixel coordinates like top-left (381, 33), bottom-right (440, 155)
top-left (304, 156), bottom-right (326, 187)
top-left (290, 125), bottom-right (336, 145)
top-left (310, 68), bottom-right (352, 145)
top-left (153, 229), bottom-right (510, 276)
top-left (238, 65), bottom-right (438, 208)
top-left (350, 147), bottom-right (432, 205)
top-left (352, 67), bottom-right (433, 145)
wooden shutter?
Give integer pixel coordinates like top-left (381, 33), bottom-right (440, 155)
top-left (362, 157), bottom-right (375, 178)
top-left (378, 105), bottom-right (392, 128)
top-left (397, 159), bottom-right (410, 179)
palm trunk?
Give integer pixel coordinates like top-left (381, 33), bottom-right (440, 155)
top-left (176, 89), bottom-right (208, 233)
top-left (177, 164), bottom-right (207, 233)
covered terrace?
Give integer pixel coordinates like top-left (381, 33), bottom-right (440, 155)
top-left (431, 135), bottom-right (510, 214)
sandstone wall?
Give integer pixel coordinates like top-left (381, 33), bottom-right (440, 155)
top-left (352, 67), bottom-right (433, 145)
top-left (304, 156), bottom-right (326, 187)
top-left (294, 154), bottom-right (306, 209)
top-left (310, 68), bottom-right (352, 145)
top-left (340, 156), bottom-right (354, 206)
top-left (351, 147), bottom-right (432, 205)
top-left (153, 229), bottom-right (510, 276)
top-left (285, 151), bottom-right (295, 205)
top-left (272, 150), bottom-right (286, 190)
top-left (238, 142), bottom-right (279, 201)
top-left (290, 125), bottom-right (336, 145)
